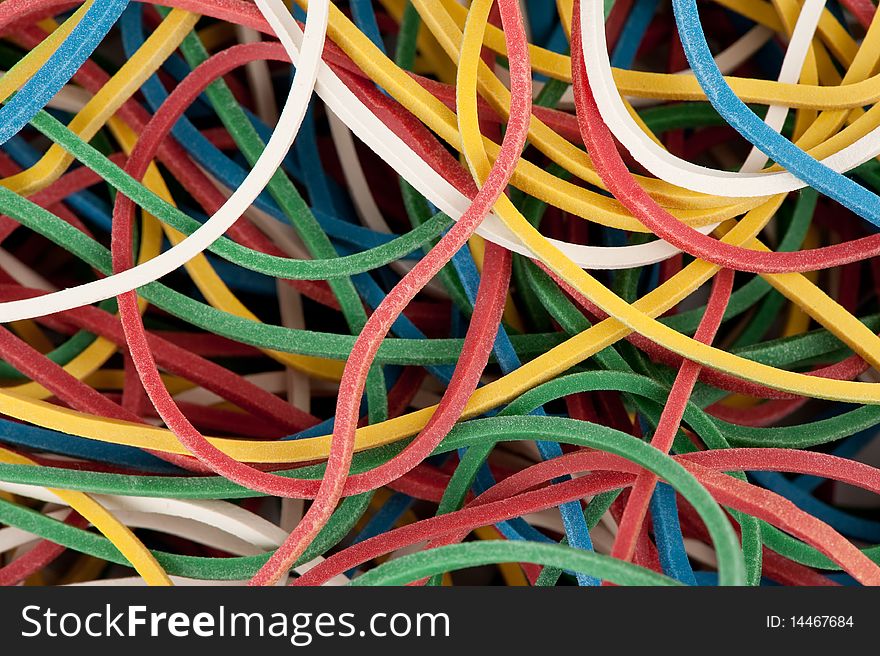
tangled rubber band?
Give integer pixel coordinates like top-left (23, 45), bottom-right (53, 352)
top-left (0, 0), bottom-right (877, 588)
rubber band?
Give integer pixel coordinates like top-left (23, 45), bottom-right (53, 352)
top-left (0, 0), bottom-right (876, 588)
top-left (0, 0), bottom-right (321, 322)
top-left (0, 0), bottom-right (129, 145)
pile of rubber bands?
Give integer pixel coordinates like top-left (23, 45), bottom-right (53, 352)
top-left (1, 0), bottom-right (880, 587)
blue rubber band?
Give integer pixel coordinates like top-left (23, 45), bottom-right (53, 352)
top-left (650, 482), bottom-right (697, 585)
top-left (611, 0), bottom-right (660, 69)
top-left (672, 0), bottom-right (880, 228)
top-left (0, 0), bottom-right (129, 145)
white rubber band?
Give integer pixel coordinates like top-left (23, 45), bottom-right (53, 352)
top-left (577, 0), bottom-right (880, 198)
top-left (0, 485), bottom-right (348, 583)
top-left (0, 0), bottom-right (328, 322)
